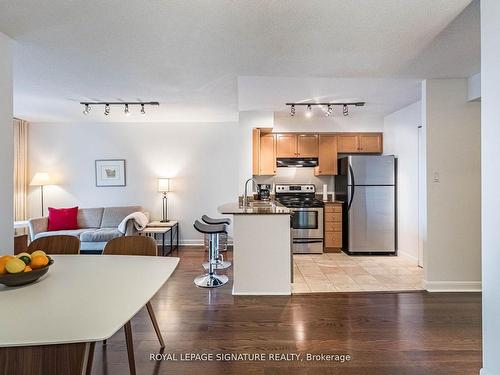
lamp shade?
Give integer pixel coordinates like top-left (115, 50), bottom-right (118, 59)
top-left (30, 172), bottom-right (51, 186)
top-left (157, 178), bottom-right (170, 193)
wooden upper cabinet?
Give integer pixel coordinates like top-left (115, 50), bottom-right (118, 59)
top-left (338, 133), bottom-right (383, 154)
top-left (276, 134), bottom-right (297, 157)
top-left (259, 133), bottom-right (277, 175)
top-left (297, 134), bottom-right (318, 157)
top-left (358, 134), bottom-right (383, 153)
top-left (315, 135), bottom-right (338, 176)
top-left (252, 128), bottom-right (261, 175)
top-left (337, 135), bottom-right (359, 153)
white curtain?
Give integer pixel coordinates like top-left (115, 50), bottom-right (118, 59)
top-left (13, 118), bottom-right (28, 226)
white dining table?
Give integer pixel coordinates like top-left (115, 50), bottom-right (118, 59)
top-left (0, 254), bottom-right (179, 375)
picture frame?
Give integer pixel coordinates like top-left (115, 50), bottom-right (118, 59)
top-left (95, 159), bottom-right (126, 187)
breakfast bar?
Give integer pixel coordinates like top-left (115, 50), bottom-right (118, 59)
top-left (218, 202), bottom-right (292, 295)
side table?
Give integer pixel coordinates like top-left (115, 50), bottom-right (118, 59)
top-left (141, 221), bottom-right (179, 256)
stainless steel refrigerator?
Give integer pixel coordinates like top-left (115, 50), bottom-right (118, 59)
top-left (335, 155), bottom-right (397, 253)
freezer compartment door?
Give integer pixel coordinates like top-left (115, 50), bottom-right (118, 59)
top-left (348, 155), bottom-right (395, 186)
top-left (348, 185), bottom-right (395, 252)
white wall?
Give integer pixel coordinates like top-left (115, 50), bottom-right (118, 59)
top-left (467, 72), bottom-right (481, 101)
top-left (422, 79), bottom-right (481, 292)
top-left (0, 32), bottom-right (13, 251)
top-left (238, 111), bottom-right (274, 193)
top-left (383, 101), bottom-right (421, 263)
top-left (481, 1), bottom-right (500, 373)
top-left (28, 122), bottom-right (239, 244)
top-left (273, 112), bottom-right (384, 133)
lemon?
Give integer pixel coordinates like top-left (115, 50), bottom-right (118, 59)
top-left (16, 252), bottom-right (31, 260)
top-left (5, 258), bottom-right (26, 274)
top-left (30, 250), bottom-right (46, 258)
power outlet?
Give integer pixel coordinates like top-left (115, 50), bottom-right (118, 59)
top-left (433, 171), bottom-right (440, 183)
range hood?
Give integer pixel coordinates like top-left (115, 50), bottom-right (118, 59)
top-left (277, 158), bottom-right (319, 168)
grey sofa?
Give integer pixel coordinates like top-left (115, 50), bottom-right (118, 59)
top-left (28, 206), bottom-right (146, 253)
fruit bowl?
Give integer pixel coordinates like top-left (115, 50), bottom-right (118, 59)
top-left (0, 258), bottom-right (54, 287)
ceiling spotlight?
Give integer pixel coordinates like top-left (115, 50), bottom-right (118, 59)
top-left (104, 104), bottom-right (110, 116)
top-left (305, 105), bottom-right (312, 118)
top-left (82, 104), bottom-right (90, 115)
top-left (343, 104), bottom-right (349, 116)
top-left (290, 104), bottom-right (295, 117)
top-left (140, 104), bottom-right (146, 115)
top-left (326, 104), bottom-right (333, 117)
top-left (124, 104), bottom-right (131, 116)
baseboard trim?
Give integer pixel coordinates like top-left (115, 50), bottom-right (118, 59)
top-left (398, 250), bottom-right (419, 265)
top-left (179, 239), bottom-right (234, 246)
top-left (424, 280), bottom-right (482, 292)
top-left (480, 368), bottom-right (494, 375)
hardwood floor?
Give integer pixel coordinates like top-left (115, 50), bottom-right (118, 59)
top-left (91, 248), bottom-right (482, 375)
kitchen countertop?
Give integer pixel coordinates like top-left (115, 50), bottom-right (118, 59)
top-left (218, 201), bottom-right (291, 215)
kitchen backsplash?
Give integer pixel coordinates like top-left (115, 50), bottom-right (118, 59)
top-left (254, 168), bottom-right (334, 192)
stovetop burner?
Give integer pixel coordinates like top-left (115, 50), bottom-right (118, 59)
top-left (274, 183), bottom-right (324, 208)
top-left (276, 197), bottom-right (324, 208)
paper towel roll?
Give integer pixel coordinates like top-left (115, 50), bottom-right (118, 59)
top-left (322, 184), bottom-right (328, 201)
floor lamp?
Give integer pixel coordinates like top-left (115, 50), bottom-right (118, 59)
top-left (30, 172), bottom-right (51, 217)
top-left (157, 178), bottom-right (171, 222)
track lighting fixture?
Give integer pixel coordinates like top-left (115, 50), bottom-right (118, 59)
top-left (285, 102), bottom-right (365, 118)
top-left (326, 104), bottom-right (333, 117)
top-left (305, 105), bottom-right (313, 118)
top-left (80, 101), bottom-right (159, 117)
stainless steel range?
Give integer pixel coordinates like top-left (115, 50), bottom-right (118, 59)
top-left (275, 184), bottom-right (324, 254)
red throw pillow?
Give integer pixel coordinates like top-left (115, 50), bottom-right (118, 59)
top-left (47, 207), bottom-right (79, 231)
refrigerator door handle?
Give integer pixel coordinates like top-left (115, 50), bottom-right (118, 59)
top-left (348, 164), bottom-right (355, 211)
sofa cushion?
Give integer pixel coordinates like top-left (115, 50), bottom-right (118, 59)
top-left (77, 208), bottom-right (104, 229)
top-left (80, 228), bottom-right (123, 242)
top-left (48, 206), bottom-right (79, 231)
top-left (100, 206), bottom-right (143, 228)
top-left (35, 229), bottom-right (95, 240)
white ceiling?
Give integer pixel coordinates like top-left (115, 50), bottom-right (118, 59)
top-left (0, 0), bottom-right (478, 123)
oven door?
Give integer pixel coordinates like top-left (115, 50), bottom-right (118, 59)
top-left (291, 208), bottom-right (323, 239)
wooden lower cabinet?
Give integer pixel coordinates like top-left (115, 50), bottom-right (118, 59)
top-left (324, 202), bottom-right (342, 252)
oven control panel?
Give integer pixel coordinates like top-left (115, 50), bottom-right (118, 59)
top-left (275, 184), bottom-right (316, 193)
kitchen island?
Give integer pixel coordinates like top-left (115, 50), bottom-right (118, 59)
top-left (218, 202), bottom-right (292, 295)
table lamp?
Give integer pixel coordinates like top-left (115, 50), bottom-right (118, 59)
top-left (30, 172), bottom-right (51, 217)
top-left (157, 178), bottom-right (171, 222)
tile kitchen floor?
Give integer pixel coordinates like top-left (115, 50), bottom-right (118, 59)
top-left (292, 252), bottom-right (424, 293)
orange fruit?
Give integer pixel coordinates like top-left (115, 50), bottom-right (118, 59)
top-left (0, 255), bottom-right (14, 275)
top-left (30, 255), bottom-right (49, 269)
top-left (24, 265), bottom-right (32, 272)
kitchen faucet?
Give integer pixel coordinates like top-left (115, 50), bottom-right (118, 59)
top-left (243, 178), bottom-right (256, 208)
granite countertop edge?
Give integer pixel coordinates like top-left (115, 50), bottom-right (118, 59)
top-left (218, 201), bottom-right (291, 215)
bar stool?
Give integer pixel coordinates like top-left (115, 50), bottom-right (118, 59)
top-left (201, 215), bottom-right (231, 270)
top-left (193, 220), bottom-right (229, 288)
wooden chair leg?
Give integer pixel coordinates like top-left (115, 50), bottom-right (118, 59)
top-left (123, 321), bottom-right (136, 375)
top-left (146, 301), bottom-right (165, 348)
top-left (86, 342), bottom-right (95, 375)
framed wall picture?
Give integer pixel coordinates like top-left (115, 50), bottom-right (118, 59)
top-left (95, 159), bottom-right (126, 187)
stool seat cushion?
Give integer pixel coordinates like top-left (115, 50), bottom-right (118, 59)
top-left (193, 220), bottom-right (227, 234)
top-left (201, 215), bottom-right (231, 226)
